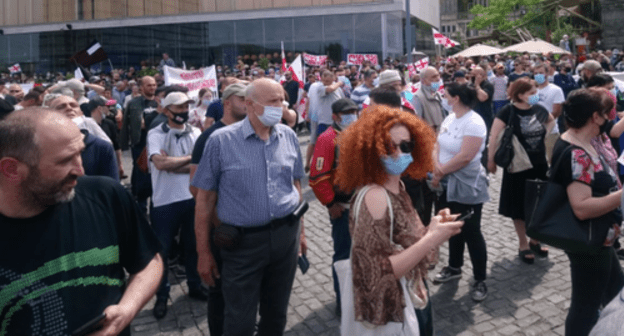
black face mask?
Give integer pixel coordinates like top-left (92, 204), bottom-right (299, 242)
top-left (170, 111), bottom-right (189, 125)
top-left (599, 118), bottom-right (610, 135)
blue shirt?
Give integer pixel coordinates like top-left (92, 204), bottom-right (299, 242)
top-left (192, 117), bottom-right (305, 227)
top-left (205, 99), bottom-right (223, 122)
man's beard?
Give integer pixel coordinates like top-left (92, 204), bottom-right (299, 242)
top-left (22, 166), bottom-right (79, 207)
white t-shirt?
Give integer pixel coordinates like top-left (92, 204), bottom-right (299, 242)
top-left (437, 111), bottom-right (487, 165)
top-left (147, 124), bottom-right (201, 207)
top-left (537, 83), bottom-right (565, 134)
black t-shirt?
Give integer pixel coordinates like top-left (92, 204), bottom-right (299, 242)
top-left (191, 120), bottom-right (226, 164)
top-left (0, 176), bottom-right (161, 336)
top-left (473, 80), bottom-right (494, 129)
top-left (496, 104), bottom-right (550, 166)
top-left (551, 138), bottom-right (622, 223)
top-left (100, 118), bottom-right (120, 151)
top-left (508, 72), bottom-right (529, 83)
top-left (140, 99), bottom-right (159, 145)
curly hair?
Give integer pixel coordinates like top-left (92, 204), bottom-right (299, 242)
top-left (335, 105), bottom-right (435, 193)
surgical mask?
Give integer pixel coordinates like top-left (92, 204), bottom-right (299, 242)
top-left (430, 82), bottom-right (441, 92)
top-left (170, 111), bottom-right (189, 125)
top-left (255, 103), bottom-right (283, 127)
top-left (534, 74), bottom-right (546, 85)
top-left (528, 94), bottom-right (540, 106)
top-left (337, 114), bottom-right (357, 129)
top-left (202, 99), bottom-right (213, 106)
top-left (381, 153), bottom-right (414, 176)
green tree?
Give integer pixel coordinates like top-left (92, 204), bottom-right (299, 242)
top-left (468, 0), bottom-right (570, 42)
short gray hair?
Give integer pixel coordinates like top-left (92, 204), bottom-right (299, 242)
top-left (0, 108), bottom-right (44, 166)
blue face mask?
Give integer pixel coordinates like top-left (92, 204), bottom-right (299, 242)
top-left (487, 70), bottom-right (494, 77)
top-left (534, 74), bottom-right (546, 85)
top-left (528, 93), bottom-right (540, 105)
top-left (382, 153), bottom-right (414, 176)
top-left (254, 101), bottom-right (283, 127)
top-left (338, 113), bottom-right (357, 129)
top-left (430, 82), bottom-right (441, 92)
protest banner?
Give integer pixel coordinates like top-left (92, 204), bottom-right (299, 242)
top-left (302, 53), bottom-right (328, 66)
top-left (163, 65), bottom-right (218, 98)
top-left (347, 54), bottom-right (379, 66)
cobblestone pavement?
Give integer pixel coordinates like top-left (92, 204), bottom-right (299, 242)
top-left (125, 131), bottom-right (612, 336)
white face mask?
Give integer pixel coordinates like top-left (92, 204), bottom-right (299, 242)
top-left (253, 100), bottom-right (283, 127)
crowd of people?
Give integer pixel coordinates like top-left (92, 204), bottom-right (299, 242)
top-left (0, 45), bottom-right (624, 336)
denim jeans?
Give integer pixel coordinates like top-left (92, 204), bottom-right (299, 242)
top-left (151, 198), bottom-right (201, 299)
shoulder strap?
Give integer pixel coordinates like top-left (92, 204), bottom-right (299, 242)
top-left (548, 144), bottom-right (574, 181)
top-left (353, 185), bottom-right (394, 242)
top-left (506, 104), bottom-right (515, 126)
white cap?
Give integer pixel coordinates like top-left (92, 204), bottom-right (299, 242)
top-left (162, 91), bottom-right (194, 108)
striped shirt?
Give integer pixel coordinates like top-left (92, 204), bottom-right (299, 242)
top-left (351, 84), bottom-right (373, 110)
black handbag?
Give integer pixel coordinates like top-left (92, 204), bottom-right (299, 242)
top-left (494, 105), bottom-right (515, 168)
top-left (525, 145), bottom-right (615, 255)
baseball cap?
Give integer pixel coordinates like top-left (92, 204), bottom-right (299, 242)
top-left (162, 91), bottom-right (194, 108)
top-left (452, 71), bottom-right (466, 79)
top-left (331, 98), bottom-right (358, 114)
top-left (222, 82), bottom-right (248, 100)
top-left (82, 96), bottom-right (106, 115)
top-left (88, 76), bottom-right (101, 83)
top-left (582, 60), bottom-right (602, 72)
top-left (378, 70), bottom-right (402, 86)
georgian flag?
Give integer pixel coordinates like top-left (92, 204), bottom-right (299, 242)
top-left (414, 57), bottom-right (429, 72)
top-left (432, 28), bottom-right (460, 49)
top-left (8, 63), bottom-right (21, 74)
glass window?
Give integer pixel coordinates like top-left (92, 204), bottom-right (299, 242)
top-left (179, 23), bottom-right (205, 68)
top-left (294, 16), bottom-right (323, 55)
top-left (264, 18), bottom-right (293, 58)
top-left (386, 12), bottom-right (403, 55)
top-left (236, 20), bottom-right (264, 60)
top-left (208, 21), bottom-right (235, 66)
top-left (354, 13), bottom-right (381, 54)
top-left (323, 14), bottom-right (353, 62)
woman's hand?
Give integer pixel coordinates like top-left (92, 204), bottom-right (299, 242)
top-left (487, 158), bottom-right (497, 174)
top-left (427, 209), bottom-right (464, 246)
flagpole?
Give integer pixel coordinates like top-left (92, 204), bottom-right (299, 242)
top-left (108, 59), bottom-right (114, 73)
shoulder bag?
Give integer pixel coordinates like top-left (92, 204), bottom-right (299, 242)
top-left (334, 185), bottom-right (420, 336)
top-left (494, 105), bottom-right (516, 169)
top-left (525, 146), bottom-right (615, 255)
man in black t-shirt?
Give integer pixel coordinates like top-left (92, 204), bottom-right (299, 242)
top-left (0, 109), bottom-right (163, 336)
top-left (471, 67), bottom-right (495, 130)
top-left (188, 82), bottom-right (247, 336)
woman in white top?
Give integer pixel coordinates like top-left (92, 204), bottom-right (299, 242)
top-left (189, 88), bottom-right (214, 131)
top-left (431, 82), bottom-right (490, 302)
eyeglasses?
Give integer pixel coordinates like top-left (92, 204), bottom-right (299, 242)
top-left (390, 140), bottom-right (415, 154)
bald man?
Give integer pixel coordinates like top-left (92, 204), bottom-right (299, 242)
top-left (0, 109), bottom-right (163, 336)
top-left (193, 78), bottom-right (306, 336)
top-left (413, 66), bottom-right (445, 133)
top-left (7, 84), bottom-right (24, 103)
top-left (120, 76), bottom-right (158, 214)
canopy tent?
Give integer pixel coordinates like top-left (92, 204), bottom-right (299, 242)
top-left (503, 39), bottom-right (571, 55)
top-left (452, 44), bottom-right (505, 58)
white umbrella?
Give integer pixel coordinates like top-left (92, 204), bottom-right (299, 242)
top-left (503, 39), bottom-right (571, 55)
top-left (452, 44), bottom-right (505, 58)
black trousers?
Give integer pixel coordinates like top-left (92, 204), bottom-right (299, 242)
top-left (220, 220), bottom-right (300, 336)
top-left (565, 247), bottom-right (624, 336)
top-left (438, 193), bottom-right (487, 281)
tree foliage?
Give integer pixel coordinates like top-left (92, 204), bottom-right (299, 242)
top-left (469, 0), bottom-right (557, 38)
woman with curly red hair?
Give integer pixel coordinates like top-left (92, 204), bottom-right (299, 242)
top-left (334, 105), bottom-right (463, 335)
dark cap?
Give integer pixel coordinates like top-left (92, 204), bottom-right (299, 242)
top-left (0, 98), bottom-right (15, 119)
top-left (82, 96), bottom-right (106, 115)
top-left (331, 98), bottom-right (358, 114)
top-left (452, 71), bottom-right (465, 79)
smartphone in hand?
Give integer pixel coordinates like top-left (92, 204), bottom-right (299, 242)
top-left (298, 254), bottom-right (310, 274)
top-left (456, 208), bottom-right (474, 222)
top-left (71, 313), bottom-right (106, 336)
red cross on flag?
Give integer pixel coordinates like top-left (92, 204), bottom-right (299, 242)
top-left (414, 57), bottom-right (429, 72)
top-left (8, 63), bottom-right (21, 74)
top-left (432, 28), bottom-right (460, 49)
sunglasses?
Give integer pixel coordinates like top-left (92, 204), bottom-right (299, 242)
top-left (390, 140), bottom-right (415, 154)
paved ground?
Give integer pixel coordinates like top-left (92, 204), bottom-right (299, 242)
top-left (124, 130), bottom-right (602, 336)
